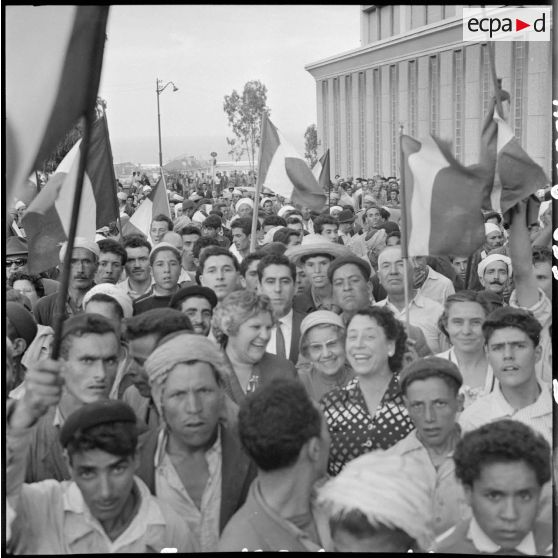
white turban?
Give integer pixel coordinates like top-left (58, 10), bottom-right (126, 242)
top-left (484, 223), bottom-right (501, 236)
top-left (82, 283), bottom-right (133, 319)
top-left (329, 205), bottom-right (343, 214)
top-left (59, 237), bottom-right (100, 263)
top-left (262, 225), bottom-right (283, 245)
top-left (277, 205), bottom-right (295, 218)
top-left (316, 451), bottom-right (434, 551)
top-left (235, 198), bottom-right (254, 212)
top-left (477, 253), bottom-right (512, 279)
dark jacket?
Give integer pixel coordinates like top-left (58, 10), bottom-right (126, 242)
top-left (288, 310), bottom-right (305, 364)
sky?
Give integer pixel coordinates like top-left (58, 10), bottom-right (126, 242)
top-left (97, 5), bottom-right (360, 165)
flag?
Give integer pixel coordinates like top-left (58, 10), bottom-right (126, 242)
top-left (401, 134), bottom-right (488, 257)
top-left (258, 115), bottom-right (326, 211)
top-left (122, 175), bottom-right (171, 239)
top-left (22, 116), bottom-right (119, 273)
top-left (312, 149), bottom-right (331, 191)
top-left (6, 6), bottom-right (108, 202)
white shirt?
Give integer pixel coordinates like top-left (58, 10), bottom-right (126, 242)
top-left (417, 266), bottom-right (455, 306)
top-left (266, 308), bottom-right (293, 359)
top-left (468, 516), bottom-right (537, 555)
top-left (154, 428), bottom-right (222, 552)
top-left (229, 243), bottom-right (244, 264)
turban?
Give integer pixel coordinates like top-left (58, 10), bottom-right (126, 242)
top-left (145, 333), bottom-right (229, 417)
top-left (277, 205), bottom-right (295, 218)
top-left (15, 200), bottom-right (26, 210)
top-left (329, 205), bottom-right (343, 215)
top-left (477, 253), bottom-right (512, 279)
top-left (484, 223), bottom-right (501, 236)
top-left (235, 198), bottom-right (254, 212)
top-left (59, 237), bottom-right (100, 263)
top-left (82, 283), bottom-right (134, 319)
top-left (316, 451), bottom-right (434, 551)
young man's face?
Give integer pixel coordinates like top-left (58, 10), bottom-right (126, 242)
top-left (200, 254), bottom-right (239, 300)
top-left (124, 246), bottom-right (151, 283)
top-left (259, 264), bottom-right (295, 318)
top-left (151, 249), bottom-right (181, 292)
top-left (465, 461), bottom-right (542, 550)
top-left (179, 296), bottom-right (213, 336)
top-left (241, 260), bottom-right (261, 292)
top-left (533, 261), bottom-right (552, 300)
top-left (320, 224), bottom-right (338, 243)
top-left (95, 252), bottom-right (123, 285)
top-left (486, 327), bottom-right (541, 391)
top-left (150, 220), bottom-right (170, 244)
top-left (232, 227), bottom-right (250, 254)
top-left (303, 255), bottom-right (332, 289)
top-left (451, 256), bottom-right (468, 282)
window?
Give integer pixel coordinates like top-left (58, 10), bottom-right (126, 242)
top-left (373, 68), bottom-right (381, 173)
top-left (345, 75), bottom-right (353, 175)
top-left (480, 44), bottom-right (491, 119)
top-left (512, 42), bottom-right (527, 143)
top-left (322, 80), bottom-right (329, 150)
top-left (408, 60), bottom-right (418, 137)
top-left (358, 72), bottom-right (367, 176)
top-left (429, 55), bottom-right (440, 136)
top-left (333, 78), bottom-right (341, 174)
top-left (390, 65), bottom-right (399, 176)
top-left (453, 50), bottom-right (464, 161)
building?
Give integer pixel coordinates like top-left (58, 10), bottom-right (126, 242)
top-left (305, 5), bottom-right (552, 179)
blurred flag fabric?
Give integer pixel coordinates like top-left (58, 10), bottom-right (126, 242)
top-left (6, 6), bottom-right (108, 202)
top-left (122, 175), bottom-right (171, 238)
top-left (401, 134), bottom-right (487, 257)
top-left (22, 116), bottom-right (119, 273)
top-left (312, 149), bottom-right (331, 191)
top-left (258, 115), bottom-right (326, 211)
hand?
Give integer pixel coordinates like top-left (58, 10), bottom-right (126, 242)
top-left (10, 359), bottom-right (65, 429)
top-left (402, 338), bottom-right (419, 368)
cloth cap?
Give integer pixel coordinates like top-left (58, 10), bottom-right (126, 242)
top-left (235, 198), bottom-right (254, 212)
top-left (299, 310), bottom-right (345, 352)
top-left (484, 223), bottom-right (501, 236)
top-left (145, 333), bottom-right (228, 417)
top-left (15, 201), bottom-right (26, 210)
top-left (262, 225), bottom-right (284, 246)
top-left (59, 237), bottom-right (100, 263)
top-left (277, 205), bottom-right (295, 218)
top-left (329, 205), bottom-right (343, 214)
top-left (285, 234), bottom-right (350, 266)
top-left (337, 210), bottom-right (355, 223)
top-left (6, 236), bottom-right (29, 256)
top-left (60, 400), bottom-right (137, 448)
top-left (316, 451), bottom-right (434, 551)
top-left (169, 285), bottom-right (218, 309)
top-left (399, 356), bottom-right (463, 394)
top-left (82, 284), bottom-right (134, 319)
top-left (477, 253), bottom-right (512, 279)
top-left (6, 302), bottom-right (38, 348)
top-left (149, 242), bottom-right (181, 265)
top-left (116, 192), bottom-right (127, 201)
top-left (327, 254), bottom-right (371, 283)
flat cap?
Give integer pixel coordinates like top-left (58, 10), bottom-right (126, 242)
top-left (60, 400), bottom-right (137, 447)
top-left (327, 254), bottom-right (371, 283)
top-left (169, 285), bottom-right (218, 309)
top-left (399, 356), bottom-right (463, 393)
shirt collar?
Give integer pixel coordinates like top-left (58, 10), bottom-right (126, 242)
top-left (467, 516), bottom-right (537, 555)
top-left (493, 379), bottom-right (551, 418)
top-left (277, 307), bottom-right (294, 326)
top-left (53, 406), bottom-right (64, 428)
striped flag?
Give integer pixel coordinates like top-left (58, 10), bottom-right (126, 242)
top-left (401, 135), bottom-right (487, 257)
top-left (258, 115), bottom-right (326, 211)
top-left (6, 6), bottom-right (108, 203)
top-left (312, 149), bottom-right (331, 191)
top-left (22, 116), bottom-right (119, 273)
top-left (122, 175), bottom-right (171, 239)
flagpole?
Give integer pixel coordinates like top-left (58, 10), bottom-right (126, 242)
top-left (481, 6), bottom-right (503, 118)
top-left (398, 124), bottom-right (411, 335)
top-left (50, 7), bottom-right (109, 360)
top-left (249, 112), bottom-right (268, 254)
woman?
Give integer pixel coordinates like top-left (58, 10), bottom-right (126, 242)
top-left (8, 271), bottom-right (45, 308)
top-left (297, 310), bottom-right (354, 402)
top-left (386, 189), bottom-right (400, 208)
top-left (436, 290), bottom-right (495, 407)
top-left (212, 290), bottom-right (297, 404)
top-left (321, 306), bottom-right (414, 476)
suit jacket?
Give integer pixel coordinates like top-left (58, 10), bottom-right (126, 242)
top-left (136, 422), bottom-right (256, 533)
top-left (288, 310), bottom-right (305, 364)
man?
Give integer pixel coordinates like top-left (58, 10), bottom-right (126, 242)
top-left (459, 307), bottom-right (552, 446)
top-left (313, 214), bottom-right (339, 243)
top-left (435, 420), bottom-right (552, 555)
top-left (336, 210), bottom-right (356, 245)
top-left (169, 285), bottom-right (217, 337)
top-left (7, 388), bottom-right (195, 552)
top-left (133, 242), bottom-right (182, 314)
top-left (262, 215), bottom-right (287, 235)
top-left (466, 223), bottom-right (508, 291)
top-left (22, 313), bottom-right (121, 482)
top-left (388, 357), bottom-right (468, 536)
top-left (202, 214), bottom-right (231, 248)
top-left (118, 235), bottom-right (153, 300)
top-left (261, 197), bottom-right (274, 216)
top-left (177, 224), bottom-right (201, 273)
top-left (35, 238), bottom-right (99, 328)
top-left (199, 246), bottom-right (240, 302)
top-left (181, 199), bottom-right (197, 223)
top-left (218, 378), bottom-right (332, 551)
top-left (138, 332), bottom-right (256, 552)
top-left (83, 283), bottom-right (133, 324)
top-left (450, 255), bottom-right (468, 286)
top-left (375, 245), bottom-right (446, 353)
top-left (412, 255), bottom-right (455, 306)
top-left (95, 238), bottom-right (127, 285)
top-left (484, 222), bottom-right (505, 251)
top-left (230, 217), bottom-right (255, 263)
top-left (477, 253), bottom-right (512, 300)
top-left (149, 213), bottom-right (173, 246)
top-left (257, 254), bottom-right (305, 364)
top-left (162, 230), bottom-right (194, 284)
top-left (239, 252), bottom-right (264, 292)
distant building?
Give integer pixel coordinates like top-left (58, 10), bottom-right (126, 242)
top-left (305, 5), bottom-right (551, 179)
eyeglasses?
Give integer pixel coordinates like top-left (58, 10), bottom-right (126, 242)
top-left (306, 338), bottom-right (342, 355)
top-left (6, 258), bottom-right (26, 267)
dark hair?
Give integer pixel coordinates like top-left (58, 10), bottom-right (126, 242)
top-left (300, 252), bottom-right (335, 265)
top-left (285, 216), bottom-right (303, 225)
top-left (271, 227), bottom-right (297, 245)
top-left (454, 420), bottom-right (551, 487)
top-left (314, 215), bottom-right (338, 234)
top-left (66, 421), bottom-right (138, 463)
top-left (202, 214), bottom-right (222, 230)
top-left (60, 314), bottom-right (119, 359)
top-left (122, 234), bottom-right (151, 252)
top-left (124, 308), bottom-right (192, 341)
top-left (199, 245), bottom-right (239, 273)
top-left (238, 378), bottom-right (322, 471)
top-left (438, 290), bottom-right (491, 340)
top-left (362, 204), bottom-right (380, 223)
top-left (482, 307), bottom-right (541, 347)
top-left (401, 369), bottom-right (461, 397)
top-left (348, 306), bottom-right (407, 372)
top-left (386, 231), bottom-right (401, 242)
top-left (177, 224), bottom-right (202, 237)
top-left (262, 215), bottom-right (287, 228)
top-left (97, 238), bottom-right (127, 265)
top-left (86, 293), bottom-right (124, 320)
top-left (8, 272), bottom-right (45, 298)
top-left (259, 242), bottom-right (288, 257)
top-left (239, 252), bottom-right (264, 278)
top-left (257, 254), bottom-right (296, 282)
top-left (230, 217), bottom-right (253, 236)
top-left (192, 237), bottom-right (220, 260)
top-left (209, 209), bottom-right (223, 218)
top-left (151, 214), bottom-right (173, 230)
top-left (532, 245), bottom-right (552, 265)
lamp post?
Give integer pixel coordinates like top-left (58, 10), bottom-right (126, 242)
top-left (156, 78), bottom-right (179, 173)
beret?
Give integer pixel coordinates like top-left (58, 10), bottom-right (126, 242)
top-left (399, 356), bottom-right (463, 393)
top-left (477, 253), bottom-right (512, 279)
top-left (169, 285), bottom-right (218, 309)
top-left (149, 241), bottom-right (181, 264)
top-left (59, 237), bottom-right (100, 263)
top-left (327, 254), bottom-right (371, 283)
top-left (6, 302), bottom-right (38, 348)
top-left (83, 283), bottom-right (134, 319)
top-left (60, 400), bottom-right (136, 447)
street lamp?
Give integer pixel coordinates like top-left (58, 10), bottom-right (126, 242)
top-left (156, 78), bottom-right (179, 172)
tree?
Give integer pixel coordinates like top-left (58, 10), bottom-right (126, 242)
top-left (226, 137), bottom-right (246, 162)
top-left (304, 124), bottom-right (318, 168)
top-left (223, 80), bottom-right (270, 173)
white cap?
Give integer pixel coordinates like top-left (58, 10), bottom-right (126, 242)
top-left (477, 253), bottom-right (512, 279)
top-left (83, 284), bottom-right (133, 319)
top-left (59, 237), bottom-right (100, 263)
top-left (484, 223), bottom-right (501, 236)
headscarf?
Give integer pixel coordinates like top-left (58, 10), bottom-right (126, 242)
top-left (235, 198), bottom-right (254, 212)
top-left (484, 222), bottom-right (501, 236)
top-left (477, 253), bottom-right (512, 279)
top-left (145, 332), bottom-right (229, 416)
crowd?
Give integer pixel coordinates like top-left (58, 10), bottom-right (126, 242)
top-left (5, 169), bottom-right (554, 554)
